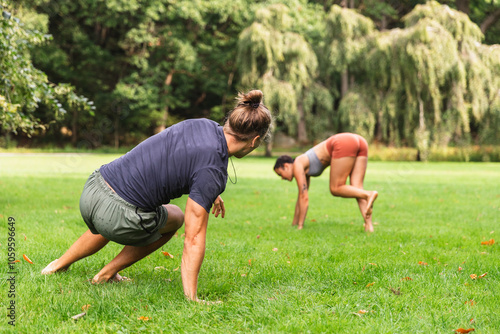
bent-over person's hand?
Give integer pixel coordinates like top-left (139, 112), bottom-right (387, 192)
top-left (211, 195), bottom-right (225, 218)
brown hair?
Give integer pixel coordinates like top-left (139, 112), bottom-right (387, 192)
top-left (273, 155), bottom-right (295, 170)
top-left (223, 90), bottom-right (272, 142)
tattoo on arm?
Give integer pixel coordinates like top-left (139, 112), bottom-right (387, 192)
top-left (302, 183), bottom-right (307, 192)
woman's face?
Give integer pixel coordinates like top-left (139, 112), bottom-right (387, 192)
top-left (274, 163), bottom-right (293, 181)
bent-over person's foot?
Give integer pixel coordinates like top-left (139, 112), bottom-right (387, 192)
top-left (365, 191), bottom-right (378, 218)
top-left (364, 222), bottom-right (374, 233)
top-left (41, 259), bottom-right (69, 275)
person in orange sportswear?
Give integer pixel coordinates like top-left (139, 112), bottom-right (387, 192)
top-left (273, 133), bottom-right (378, 232)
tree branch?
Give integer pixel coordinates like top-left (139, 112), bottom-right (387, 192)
top-left (480, 8), bottom-right (500, 34)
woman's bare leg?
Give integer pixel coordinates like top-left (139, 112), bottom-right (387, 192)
top-left (92, 204), bottom-right (184, 283)
top-left (349, 156), bottom-right (375, 232)
top-left (41, 230), bottom-right (110, 274)
top-left (330, 156), bottom-right (377, 230)
top-left (329, 157), bottom-right (373, 200)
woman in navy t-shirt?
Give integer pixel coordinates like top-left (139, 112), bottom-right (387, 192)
top-left (42, 90), bottom-right (272, 303)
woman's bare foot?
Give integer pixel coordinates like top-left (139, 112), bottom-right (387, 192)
top-left (365, 191), bottom-right (378, 218)
top-left (364, 222), bottom-right (374, 233)
top-left (41, 259), bottom-right (69, 275)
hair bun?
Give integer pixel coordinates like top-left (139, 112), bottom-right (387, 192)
top-left (237, 89), bottom-right (263, 105)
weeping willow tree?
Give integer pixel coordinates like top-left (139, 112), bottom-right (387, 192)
top-left (237, 3), bottom-right (332, 147)
top-left (474, 44), bottom-right (500, 145)
top-left (323, 5), bottom-right (374, 100)
top-left (402, 1), bottom-right (500, 153)
top-left (342, 1), bottom-right (499, 159)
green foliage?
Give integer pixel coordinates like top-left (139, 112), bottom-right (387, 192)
top-left (324, 5), bottom-right (375, 72)
top-left (237, 1), bottom-right (333, 140)
top-left (0, 3), bottom-right (94, 141)
top-left (4, 0), bottom-right (499, 151)
top-left (347, 2), bottom-right (500, 158)
top-left (338, 88), bottom-right (376, 140)
top-left (403, 1), bottom-right (484, 42)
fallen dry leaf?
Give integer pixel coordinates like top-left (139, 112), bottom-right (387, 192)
top-left (481, 239), bottom-right (495, 245)
top-left (358, 310), bottom-right (368, 314)
top-left (137, 316), bottom-right (151, 321)
top-left (418, 261), bottom-right (428, 266)
top-left (458, 267), bottom-right (463, 272)
top-left (470, 274), bottom-right (477, 280)
top-left (9, 260), bottom-right (20, 264)
top-left (161, 251), bottom-right (174, 259)
top-left (368, 263), bottom-right (377, 266)
top-left (464, 300), bottom-right (475, 306)
top-left (401, 277), bottom-right (413, 281)
top-left (272, 248), bottom-right (278, 251)
top-left (366, 282), bottom-right (375, 288)
top-left (22, 254), bottom-right (33, 264)
top-left (71, 312), bottom-right (86, 321)
top-left (389, 287), bottom-right (401, 295)
top-left (81, 304), bottom-right (91, 311)
top-left (478, 272), bottom-right (487, 279)
top-left (173, 267), bottom-right (179, 271)
top-left (454, 328), bottom-right (475, 333)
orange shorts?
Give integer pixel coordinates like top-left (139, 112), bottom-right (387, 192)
top-left (325, 133), bottom-right (368, 159)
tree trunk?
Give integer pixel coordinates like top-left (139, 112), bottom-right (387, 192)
top-left (297, 102), bottom-right (308, 144)
top-left (381, 13), bottom-right (387, 31)
top-left (375, 91), bottom-right (384, 142)
top-left (71, 108), bottom-right (78, 146)
top-left (480, 8), bottom-right (500, 33)
top-left (265, 140), bottom-right (272, 157)
top-left (418, 96), bottom-right (425, 131)
top-left (341, 69), bottom-right (349, 98)
top-left (455, 0), bottom-right (470, 15)
top-left (221, 71), bottom-right (235, 116)
top-left (159, 71), bottom-right (174, 132)
top-left (114, 111), bottom-right (120, 149)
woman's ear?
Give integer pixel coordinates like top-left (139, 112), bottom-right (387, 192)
top-left (251, 135), bottom-right (261, 148)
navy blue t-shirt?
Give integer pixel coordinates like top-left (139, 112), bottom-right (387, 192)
top-left (100, 119), bottom-right (228, 212)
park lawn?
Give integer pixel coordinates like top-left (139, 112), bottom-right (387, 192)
top-left (0, 154), bottom-right (499, 333)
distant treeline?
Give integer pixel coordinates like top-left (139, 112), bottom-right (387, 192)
top-left (1, 0), bottom-right (499, 158)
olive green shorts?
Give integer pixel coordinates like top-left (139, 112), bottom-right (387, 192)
top-left (79, 169), bottom-right (168, 247)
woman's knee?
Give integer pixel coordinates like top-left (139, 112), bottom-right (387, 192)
top-left (330, 185), bottom-right (342, 197)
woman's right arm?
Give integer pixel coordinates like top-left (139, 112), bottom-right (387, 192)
top-left (293, 160), bottom-right (309, 229)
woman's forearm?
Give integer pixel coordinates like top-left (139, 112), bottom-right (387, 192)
top-left (296, 194), bottom-right (309, 228)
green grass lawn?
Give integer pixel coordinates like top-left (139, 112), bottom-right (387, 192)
top-left (1, 154), bottom-right (499, 333)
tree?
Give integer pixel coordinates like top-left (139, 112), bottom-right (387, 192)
top-left (0, 3), bottom-right (93, 147)
top-left (237, 2), bottom-right (333, 148)
top-left (347, 1), bottom-right (499, 158)
top-left (323, 5), bottom-right (374, 100)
